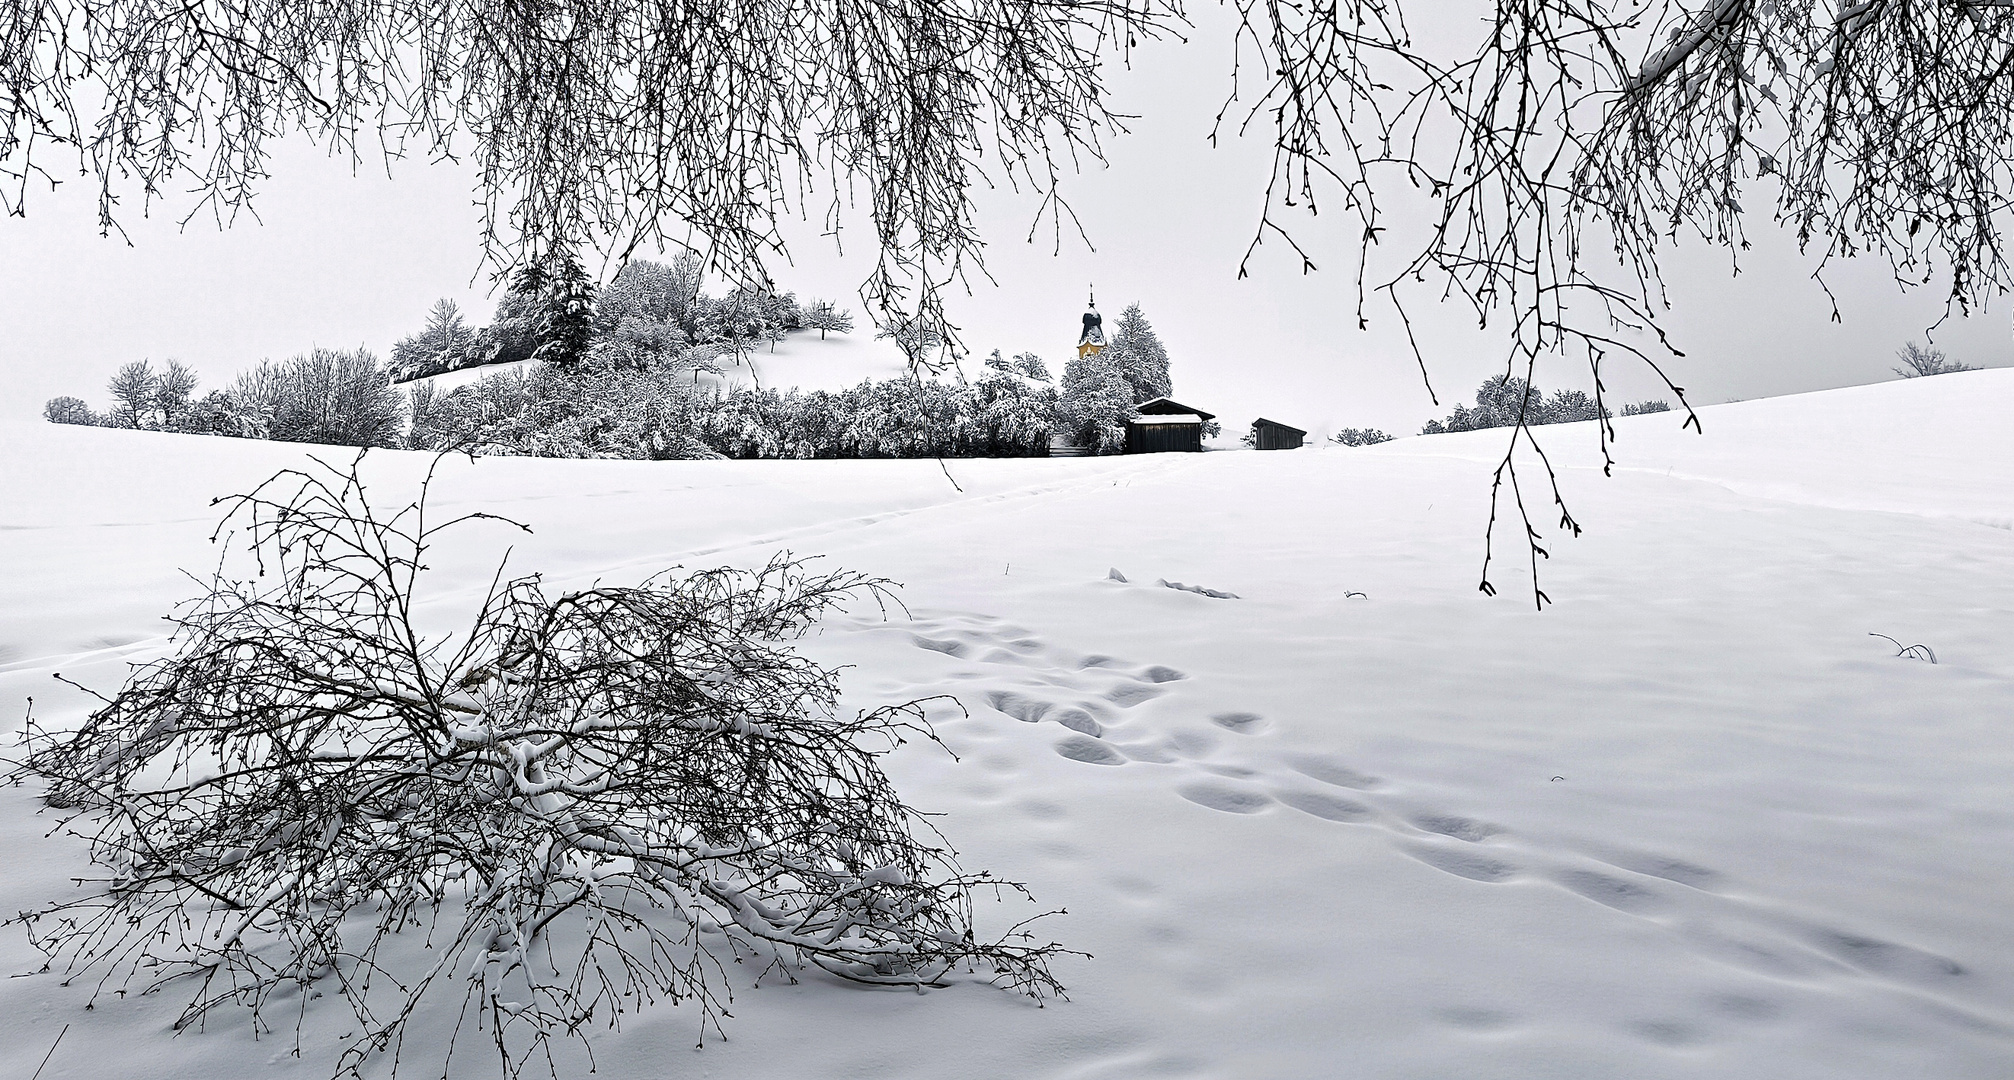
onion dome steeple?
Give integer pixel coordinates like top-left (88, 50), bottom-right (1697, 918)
top-left (1077, 289), bottom-right (1106, 359)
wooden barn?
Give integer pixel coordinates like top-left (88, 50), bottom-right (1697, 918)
top-left (1127, 397), bottom-right (1216, 454)
top-left (1249, 418), bottom-right (1307, 451)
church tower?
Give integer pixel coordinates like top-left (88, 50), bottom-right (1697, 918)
top-left (1077, 290), bottom-right (1106, 360)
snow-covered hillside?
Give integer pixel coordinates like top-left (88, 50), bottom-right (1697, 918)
top-left (407, 330), bottom-right (917, 398)
top-left (2, 371), bottom-right (2010, 1080)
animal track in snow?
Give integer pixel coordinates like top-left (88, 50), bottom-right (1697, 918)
top-left (873, 609), bottom-right (1989, 1023)
top-left (1209, 712), bottom-right (1267, 734)
top-left (1106, 682), bottom-right (1167, 707)
top-left (1176, 781), bottom-right (1275, 815)
top-left (1412, 814), bottom-right (1503, 843)
top-left (1271, 790), bottom-right (1377, 822)
top-left (1284, 753), bottom-right (1384, 790)
top-left (1551, 869), bottom-right (1673, 915)
top-left (1402, 843), bottom-right (1522, 883)
top-left (1055, 735), bottom-right (1128, 767)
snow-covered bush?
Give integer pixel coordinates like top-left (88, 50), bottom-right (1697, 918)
top-left (1332, 427), bottom-right (1393, 446)
top-left (16, 459), bottom-right (1071, 1079)
top-left (1892, 342), bottom-right (1979, 378)
top-left (170, 389), bottom-right (268, 438)
top-left (409, 366), bottom-right (718, 460)
top-left (1419, 375), bottom-right (1613, 434)
top-left (1012, 351), bottom-right (1052, 382)
top-left (801, 299), bottom-right (855, 340)
top-left (42, 395), bottom-right (97, 425)
top-left (1620, 399), bottom-right (1670, 416)
top-left (390, 299), bottom-right (484, 382)
top-left (233, 348), bottom-right (405, 447)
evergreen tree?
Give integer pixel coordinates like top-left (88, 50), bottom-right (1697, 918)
top-left (1059, 347), bottom-right (1135, 454)
top-left (983, 349), bottom-right (1013, 373)
top-left (1109, 303), bottom-right (1172, 403)
top-left (535, 255), bottom-right (597, 369)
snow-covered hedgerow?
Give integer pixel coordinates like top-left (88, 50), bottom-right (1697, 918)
top-left (408, 366), bottom-right (1060, 461)
top-left (15, 457), bottom-right (1071, 1079)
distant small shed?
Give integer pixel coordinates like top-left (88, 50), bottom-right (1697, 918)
top-left (1127, 397), bottom-right (1217, 454)
top-left (1249, 418), bottom-right (1307, 451)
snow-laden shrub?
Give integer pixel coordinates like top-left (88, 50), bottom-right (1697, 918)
top-left (1332, 427), bottom-right (1393, 447)
top-left (1892, 342), bottom-right (1979, 378)
top-left (42, 396), bottom-right (97, 425)
top-left (1419, 375), bottom-right (1613, 434)
top-left (16, 458), bottom-right (1071, 1079)
top-left (233, 348), bottom-right (405, 447)
top-left (170, 389), bottom-right (268, 438)
top-left (409, 366), bottom-right (718, 460)
top-left (1620, 399), bottom-right (1671, 416)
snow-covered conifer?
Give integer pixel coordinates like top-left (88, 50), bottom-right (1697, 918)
top-left (1059, 347), bottom-right (1136, 454)
top-left (535, 255), bottom-right (598, 369)
top-left (1110, 303), bottom-right (1172, 403)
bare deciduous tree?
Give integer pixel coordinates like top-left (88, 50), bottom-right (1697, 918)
top-left (14, 456), bottom-right (1071, 1079)
top-left (1893, 341), bottom-right (1980, 378)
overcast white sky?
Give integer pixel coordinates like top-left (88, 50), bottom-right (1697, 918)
top-left (3, 7), bottom-right (2007, 439)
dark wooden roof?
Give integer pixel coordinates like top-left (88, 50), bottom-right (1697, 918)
top-left (1136, 396), bottom-right (1216, 422)
top-left (1252, 417), bottom-right (1306, 437)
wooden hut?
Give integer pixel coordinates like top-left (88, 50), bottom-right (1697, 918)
top-left (1127, 397), bottom-right (1216, 454)
top-left (1249, 418), bottom-right (1307, 451)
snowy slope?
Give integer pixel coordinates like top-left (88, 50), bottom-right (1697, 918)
top-left (406, 330), bottom-right (916, 398)
top-left (1, 371), bottom-right (2010, 1080)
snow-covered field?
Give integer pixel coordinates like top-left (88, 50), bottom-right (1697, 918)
top-left (2, 371), bottom-right (2010, 1079)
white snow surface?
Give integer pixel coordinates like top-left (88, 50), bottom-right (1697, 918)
top-left (2, 371), bottom-right (2011, 1079)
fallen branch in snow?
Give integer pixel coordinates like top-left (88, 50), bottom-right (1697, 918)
top-left (1157, 579), bottom-right (1240, 600)
top-left (8, 454), bottom-right (1073, 1080)
top-left (1105, 568), bottom-right (1239, 599)
top-left (1868, 633), bottom-right (1938, 664)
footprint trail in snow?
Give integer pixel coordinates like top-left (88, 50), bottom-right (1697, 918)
top-left (842, 606), bottom-right (2009, 1052)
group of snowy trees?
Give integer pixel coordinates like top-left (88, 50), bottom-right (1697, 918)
top-left (1418, 375), bottom-right (1669, 436)
top-left (48, 284), bottom-right (1189, 461)
top-left (390, 254), bottom-right (844, 383)
top-left (410, 361), bottom-right (1060, 460)
top-left (45, 351), bottom-right (404, 446)
top-left (1056, 304), bottom-right (1192, 453)
top-left (1892, 343), bottom-right (1981, 379)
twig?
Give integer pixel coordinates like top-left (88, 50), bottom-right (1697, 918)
top-left (31, 1024), bottom-right (68, 1080)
